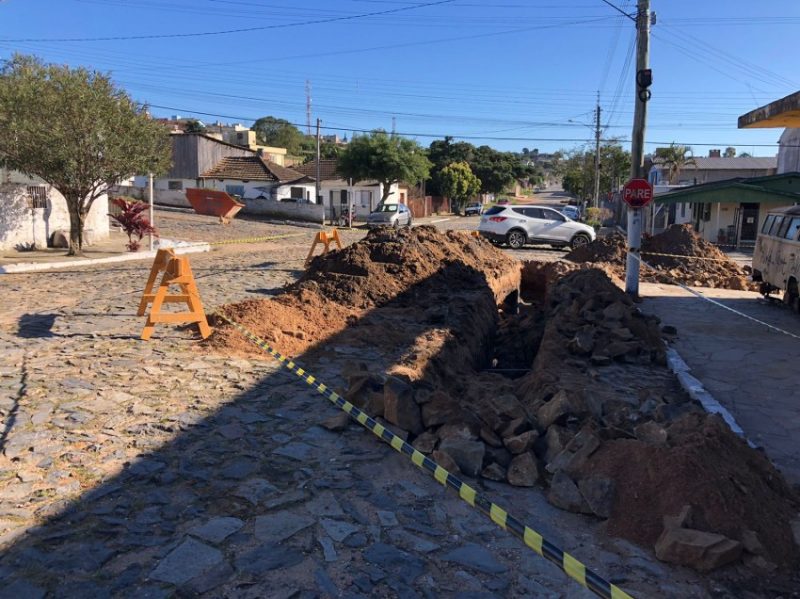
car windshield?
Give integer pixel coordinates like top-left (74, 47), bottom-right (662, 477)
top-left (374, 204), bottom-right (398, 213)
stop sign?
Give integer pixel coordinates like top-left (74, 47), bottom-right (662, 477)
top-left (622, 178), bottom-right (654, 208)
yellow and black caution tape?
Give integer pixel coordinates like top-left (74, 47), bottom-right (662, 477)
top-left (214, 312), bottom-right (635, 599)
top-left (207, 232), bottom-right (308, 247)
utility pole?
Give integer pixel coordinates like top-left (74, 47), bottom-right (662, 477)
top-left (306, 80), bottom-right (312, 136)
top-left (391, 116), bottom-right (396, 135)
top-left (315, 118), bottom-right (322, 222)
top-left (593, 92), bottom-right (602, 209)
top-left (625, 0), bottom-right (651, 296)
top-left (148, 173), bottom-right (155, 251)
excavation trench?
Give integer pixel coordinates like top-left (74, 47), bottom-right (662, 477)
top-left (208, 227), bottom-right (799, 582)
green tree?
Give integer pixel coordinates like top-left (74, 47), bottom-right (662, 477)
top-left (724, 146), bottom-right (736, 158)
top-left (438, 161), bottom-right (481, 214)
top-left (337, 131), bottom-right (432, 205)
top-left (470, 145), bottom-right (518, 194)
top-left (183, 119), bottom-right (206, 134)
top-left (557, 141), bottom-right (630, 200)
top-left (654, 143), bottom-right (697, 184)
top-left (0, 54), bottom-right (171, 255)
top-left (427, 136), bottom-right (476, 195)
top-left (252, 116), bottom-right (306, 155)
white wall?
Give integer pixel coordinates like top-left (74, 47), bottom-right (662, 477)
top-left (240, 198), bottom-right (324, 224)
top-left (0, 182), bottom-right (109, 250)
top-left (317, 180), bottom-right (402, 219)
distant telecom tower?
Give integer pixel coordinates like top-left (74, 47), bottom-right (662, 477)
top-left (305, 80), bottom-right (312, 136)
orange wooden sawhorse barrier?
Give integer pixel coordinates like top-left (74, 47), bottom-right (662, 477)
top-left (304, 228), bottom-right (343, 267)
top-left (138, 249), bottom-right (212, 340)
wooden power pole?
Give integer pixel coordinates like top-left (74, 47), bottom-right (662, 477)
top-left (625, 0), bottom-right (651, 296)
top-left (593, 93), bottom-right (602, 209)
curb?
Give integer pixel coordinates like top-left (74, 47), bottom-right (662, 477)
top-left (665, 347), bottom-right (755, 447)
top-left (0, 242), bottom-right (210, 274)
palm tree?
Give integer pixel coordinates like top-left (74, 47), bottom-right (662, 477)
top-left (655, 143), bottom-right (697, 184)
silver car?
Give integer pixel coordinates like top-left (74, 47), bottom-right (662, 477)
top-left (366, 203), bottom-right (413, 228)
top-left (478, 205), bottom-right (595, 249)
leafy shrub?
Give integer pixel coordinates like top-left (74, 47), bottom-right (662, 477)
top-left (109, 197), bottom-right (156, 252)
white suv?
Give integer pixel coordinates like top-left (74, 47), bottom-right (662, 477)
top-left (478, 205), bottom-right (595, 249)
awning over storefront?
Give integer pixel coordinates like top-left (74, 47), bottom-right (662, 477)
top-left (738, 91), bottom-right (800, 129)
top-left (654, 173), bottom-right (800, 205)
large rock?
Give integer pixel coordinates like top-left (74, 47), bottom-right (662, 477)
top-left (481, 463), bottom-right (506, 481)
top-left (655, 528), bottom-right (742, 572)
top-left (544, 425), bottom-right (573, 463)
top-left (383, 377), bottom-right (423, 434)
top-left (568, 329), bottom-right (595, 355)
top-left (498, 417), bottom-right (529, 438)
top-left (422, 391), bottom-right (465, 428)
top-left (634, 421), bottom-right (668, 446)
top-left (412, 431), bottom-right (438, 454)
top-left (438, 438), bottom-right (485, 478)
top-left (432, 449), bottom-right (460, 474)
top-left (437, 422), bottom-right (479, 441)
top-left (546, 427), bottom-right (600, 475)
top-left (503, 430), bottom-right (539, 455)
top-left (547, 471), bottom-right (590, 514)
top-left (577, 475), bottom-right (615, 519)
top-left (536, 390), bottom-right (586, 428)
top-left (507, 452), bottom-right (539, 487)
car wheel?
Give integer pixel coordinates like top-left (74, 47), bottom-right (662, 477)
top-left (506, 230), bottom-right (526, 250)
top-left (570, 233), bottom-right (591, 249)
top-left (406, 218), bottom-right (413, 228)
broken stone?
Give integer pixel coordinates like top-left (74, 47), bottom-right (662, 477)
top-left (437, 422), bottom-right (478, 441)
top-left (506, 452), bottom-right (539, 487)
top-left (497, 417), bottom-right (529, 438)
top-left (489, 394), bottom-right (527, 421)
top-left (654, 527), bottom-right (742, 572)
top-left (421, 391), bottom-right (465, 428)
top-left (577, 476), bottom-right (615, 519)
top-left (544, 425), bottom-right (573, 463)
top-left (485, 446), bottom-right (512, 468)
top-left (503, 430), bottom-right (539, 455)
top-left (437, 438), bottom-right (485, 478)
top-left (536, 390), bottom-right (585, 428)
top-left (602, 301), bottom-right (629, 321)
top-left (321, 412), bottom-right (351, 432)
top-left (546, 427), bottom-right (600, 475)
top-left (743, 555), bottom-right (777, 573)
top-left (663, 505), bottom-right (694, 531)
top-left (383, 378), bottom-right (423, 435)
top-left (634, 421), bottom-right (668, 446)
top-left (481, 463), bottom-right (506, 481)
top-left (547, 471), bottom-right (590, 514)
top-left (411, 431), bottom-right (438, 454)
top-left (740, 529), bottom-right (764, 556)
top-left (479, 426), bottom-right (503, 448)
top-left (602, 341), bottom-right (640, 359)
top-left (432, 449), bottom-right (460, 475)
top-left (590, 354), bottom-right (612, 366)
top-left (568, 329), bottom-right (595, 355)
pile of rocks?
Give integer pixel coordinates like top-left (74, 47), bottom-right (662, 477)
top-left (565, 225), bottom-right (755, 290)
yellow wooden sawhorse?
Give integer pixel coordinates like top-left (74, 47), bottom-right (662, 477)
top-left (304, 228), bottom-right (343, 267)
top-left (138, 249), bottom-right (212, 340)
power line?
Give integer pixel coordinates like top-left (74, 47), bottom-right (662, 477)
top-left (145, 103), bottom-right (791, 148)
top-left (0, 0), bottom-right (457, 42)
top-left (598, 0), bottom-right (635, 21)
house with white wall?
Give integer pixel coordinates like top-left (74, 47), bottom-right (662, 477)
top-left (0, 167), bottom-right (109, 251)
top-left (293, 159), bottom-right (408, 220)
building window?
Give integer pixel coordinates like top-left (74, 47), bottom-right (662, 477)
top-left (290, 186), bottom-right (305, 199)
top-left (680, 203), bottom-right (687, 218)
top-left (168, 180), bottom-right (183, 191)
top-left (225, 184), bottom-right (245, 197)
top-left (27, 186), bottom-right (48, 209)
top-left (358, 190), bottom-right (373, 209)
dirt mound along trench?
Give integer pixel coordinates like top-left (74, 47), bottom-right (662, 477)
top-left (565, 224), bottom-right (755, 290)
top-left (513, 267), bottom-right (799, 573)
top-left (208, 226), bottom-right (521, 358)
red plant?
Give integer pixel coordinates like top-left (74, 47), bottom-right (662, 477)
top-left (109, 198), bottom-right (157, 252)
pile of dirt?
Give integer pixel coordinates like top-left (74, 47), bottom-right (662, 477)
top-left (566, 225), bottom-right (755, 290)
top-left (511, 267), bottom-right (799, 572)
top-left (208, 226), bottom-right (521, 358)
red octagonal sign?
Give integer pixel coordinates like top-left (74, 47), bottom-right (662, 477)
top-left (622, 178), bottom-right (654, 208)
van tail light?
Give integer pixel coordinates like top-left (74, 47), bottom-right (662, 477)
top-left (488, 216), bottom-right (507, 223)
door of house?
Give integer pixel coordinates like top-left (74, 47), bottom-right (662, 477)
top-left (739, 203), bottom-right (760, 242)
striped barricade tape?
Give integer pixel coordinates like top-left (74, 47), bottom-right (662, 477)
top-left (207, 232), bottom-right (308, 247)
top-left (640, 250), bottom-right (737, 262)
top-left (214, 311), bottom-right (635, 599)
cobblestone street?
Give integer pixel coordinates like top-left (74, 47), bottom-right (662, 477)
top-left (0, 214), bottom-right (713, 598)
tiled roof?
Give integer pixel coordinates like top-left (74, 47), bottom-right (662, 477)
top-left (294, 159), bottom-right (340, 181)
top-left (652, 156), bottom-right (777, 170)
top-left (200, 156), bottom-right (308, 183)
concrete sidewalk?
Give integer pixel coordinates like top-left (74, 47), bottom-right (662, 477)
top-left (641, 282), bottom-right (800, 487)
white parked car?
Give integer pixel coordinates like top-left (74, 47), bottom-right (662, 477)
top-left (478, 205), bottom-right (595, 249)
top-left (366, 202), bottom-right (413, 228)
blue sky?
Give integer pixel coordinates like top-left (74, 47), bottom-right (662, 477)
top-left (1, 0), bottom-right (798, 156)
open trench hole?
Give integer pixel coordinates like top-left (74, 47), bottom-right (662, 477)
top-left (484, 289), bottom-right (545, 379)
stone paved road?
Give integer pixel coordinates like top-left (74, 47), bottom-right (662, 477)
top-left (0, 214), bottom-right (712, 598)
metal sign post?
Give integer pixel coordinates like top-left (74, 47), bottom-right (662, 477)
top-left (622, 178), bottom-right (653, 296)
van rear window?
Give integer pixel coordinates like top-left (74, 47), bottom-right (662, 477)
top-left (769, 216), bottom-right (784, 236)
top-left (777, 216), bottom-right (792, 238)
top-left (785, 217), bottom-right (800, 240)
top-left (483, 206), bottom-right (506, 216)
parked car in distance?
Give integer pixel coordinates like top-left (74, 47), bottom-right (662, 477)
top-left (496, 198), bottom-right (510, 206)
top-left (557, 205), bottom-right (581, 221)
top-left (478, 205), bottom-right (596, 250)
top-left (366, 202), bottom-right (412, 228)
top-left (464, 203), bottom-right (482, 216)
